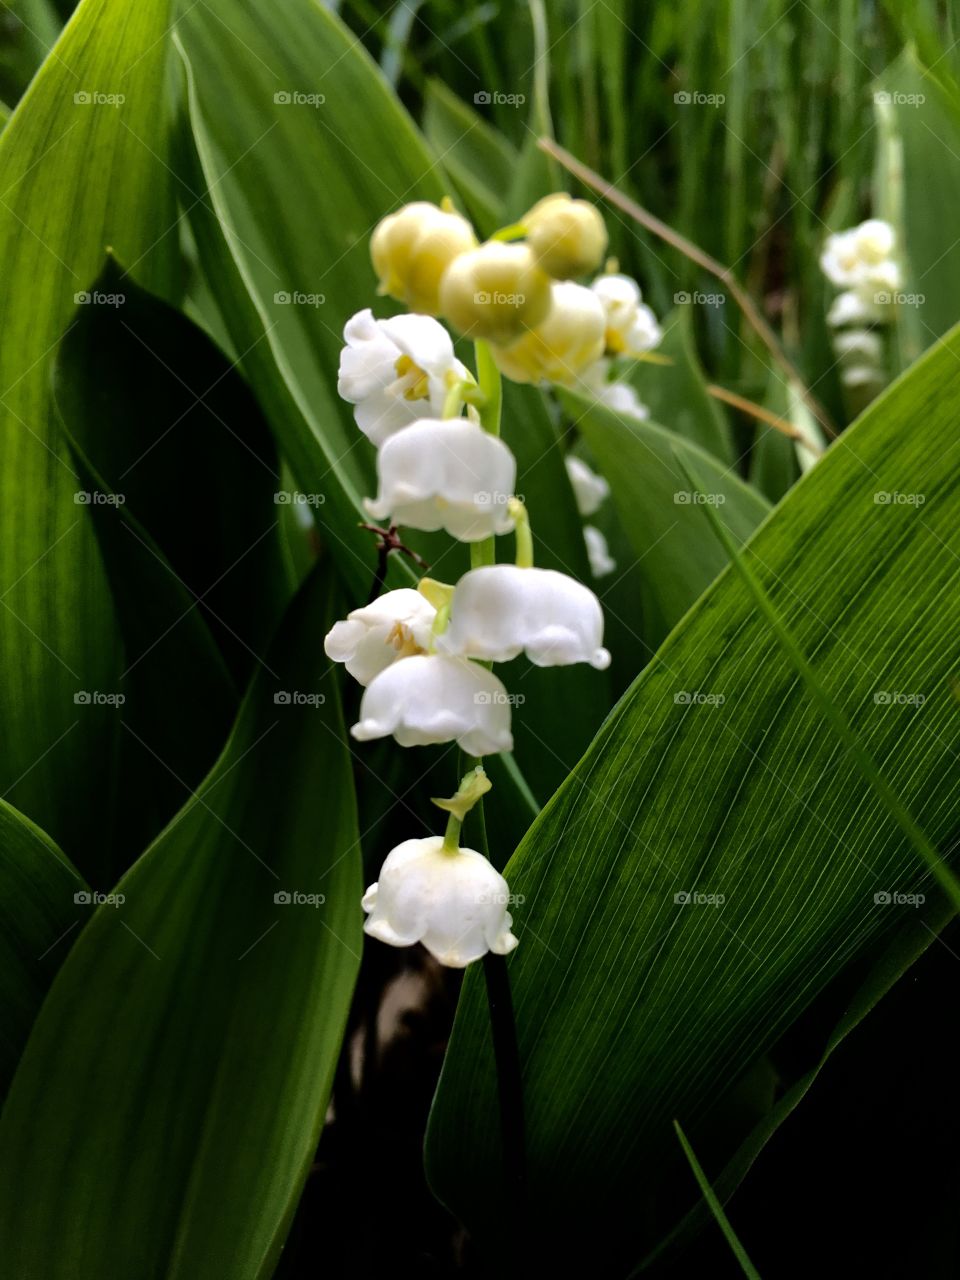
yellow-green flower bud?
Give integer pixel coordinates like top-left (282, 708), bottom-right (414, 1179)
top-left (524, 193), bottom-right (608, 280)
top-left (490, 281), bottom-right (605, 386)
top-left (439, 242), bottom-right (552, 344)
top-left (370, 201), bottom-right (477, 314)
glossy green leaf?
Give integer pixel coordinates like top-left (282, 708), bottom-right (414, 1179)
top-left (0, 799), bottom-right (85, 1093)
top-left (427, 323), bottom-right (960, 1271)
top-left (0, 566), bottom-right (362, 1278)
top-left (566, 391), bottom-right (770, 651)
top-left (0, 0), bottom-right (177, 865)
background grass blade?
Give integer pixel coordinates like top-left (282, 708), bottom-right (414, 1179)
top-left (673, 1121), bottom-right (761, 1280)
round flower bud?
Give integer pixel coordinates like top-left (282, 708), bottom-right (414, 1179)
top-left (436, 564), bottom-right (611, 669)
top-left (490, 281), bottom-right (605, 386)
top-left (370, 201), bottom-right (477, 315)
top-left (364, 417), bottom-right (516, 542)
top-left (362, 836), bottom-right (519, 967)
top-left (524, 192), bottom-right (608, 279)
top-left (439, 242), bottom-right (552, 344)
top-left (351, 654), bottom-right (514, 755)
top-left (324, 588), bottom-right (436, 686)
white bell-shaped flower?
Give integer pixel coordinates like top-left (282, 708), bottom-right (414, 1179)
top-left (437, 564), bottom-right (611, 669)
top-left (565, 455), bottom-right (610, 517)
top-left (337, 309), bottom-right (469, 446)
top-left (362, 836), bottom-right (519, 967)
top-left (324, 588), bottom-right (436, 686)
top-left (591, 273), bottom-right (663, 356)
top-left (351, 653), bottom-right (514, 755)
top-left (584, 525), bottom-right (616, 577)
top-left (579, 358), bottom-right (650, 420)
top-left (364, 417), bottom-right (516, 542)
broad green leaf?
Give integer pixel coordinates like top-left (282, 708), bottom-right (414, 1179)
top-left (427, 324), bottom-right (960, 1270)
top-left (174, 0), bottom-right (446, 598)
top-left (566, 391), bottom-right (770, 651)
top-left (0, 566), bottom-right (363, 1278)
top-left (53, 263), bottom-right (294, 867)
top-left (0, 799), bottom-right (85, 1093)
top-left (632, 307), bottom-right (734, 462)
top-left (0, 0), bottom-right (177, 866)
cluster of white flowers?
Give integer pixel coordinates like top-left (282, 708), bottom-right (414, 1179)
top-left (821, 219), bottom-right (899, 391)
top-left (328, 194), bottom-right (621, 967)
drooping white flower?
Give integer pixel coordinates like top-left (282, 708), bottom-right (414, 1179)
top-left (337, 309), bottom-right (469, 446)
top-left (584, 525), bottom-right (616, 577)
top-left (840, 364), bottom-right (885, 389)
top-left (351, 653), bottom-right (514, 755)
top-left (324, 588), bottom-right (436, 686)
top-left (590, 273), bottom-right (663, 356)
top-left (490, 281), bottom-right (606, 386)
top-left (565, 455), bottom-right (610, 517)
top-left (364, 417), bottom-right (516, 542)
top-left (437, 564), bottom-right (611, 669)
top-left (362, 836), bottom-right (519, 967)
top-left (579, 358), bottom-right (650, 420)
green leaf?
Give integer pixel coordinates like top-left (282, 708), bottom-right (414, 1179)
top-left (426, 324), bottom-right (960, 1270)
top-left (53, 262), bottom-right (294, 868)
top-left (632, 307), bottom-right (734, 462)
top-left (174, 0), bottom-right (447, 598)
top-left (0, 0), bottom-right (177, 863)
top-left (0, 565), bottom-right (362, 1278)
top-left (565, 390), bottom-right (770, 652)
top-left (0, 799), bottom-right (85, 1093)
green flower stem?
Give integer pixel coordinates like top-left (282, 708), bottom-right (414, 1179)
top-left (508, 498), bottom-right (534, 568)
top-left (471, 340), bottom-right (502, 572)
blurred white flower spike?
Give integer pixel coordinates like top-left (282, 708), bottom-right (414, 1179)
top-left (337, 309), bottom-right (471, 446)
top-left (565, 455), bottom-right (610, 517)
top-left (821, 218), bottom-right (899, 399)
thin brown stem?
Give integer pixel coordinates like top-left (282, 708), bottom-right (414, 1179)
top-left (538, 137), bottom-right (837, 439)
top-left (705, 383), bottom-right (822, 454)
